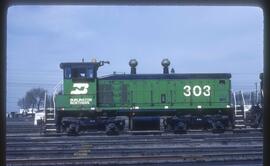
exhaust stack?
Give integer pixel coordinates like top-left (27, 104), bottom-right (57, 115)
top-left (161, 59), bottom-right (170, 74)
top-left (129, 59), bottom-right (138, 74)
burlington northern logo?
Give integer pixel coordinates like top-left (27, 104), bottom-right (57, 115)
top-left (70, 83), bottom-right (89, 95)
top-left (70, 98), bottom-right (92, 105)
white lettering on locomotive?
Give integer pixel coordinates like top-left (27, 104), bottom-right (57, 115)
top-left (70, 98), bottom-right (92, 105)
top-left (193, 85), bottom-right (202, 96)
top-left (183, 85), bottom-right (191, 96)
top-left (183, 85), bottom-right (211, 97)
top-left (70, 83), bottom-right (89, 95)
top-left (203, 85), bottom-right (211, 96)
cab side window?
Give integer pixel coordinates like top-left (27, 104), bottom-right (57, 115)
top-left (64, 66), bottom-right (94, 79)
top-left (64, 67), bottom-right (72, 79)
top-left (86, 68), bottom-right (94, 79)
top-left (64, 66), bottom-right (95, 80)
top-left (72, 68), bottom-right (86, 79)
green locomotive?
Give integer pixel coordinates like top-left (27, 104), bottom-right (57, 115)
top-left (54, 59), bottom-right (233, 135)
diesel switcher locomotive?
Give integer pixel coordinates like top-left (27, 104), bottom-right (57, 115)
top-left (51, 59), bottom-right (233, 135)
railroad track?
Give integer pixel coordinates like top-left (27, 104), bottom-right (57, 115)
top-left (7, 137), bottom-right (262, 149)
top-left (6, 133), bottom-right (263, 166)
top-left (7, 146), bottom-right (262, 158)
top-left (6, 120), bottom-right (263, 166)
top-left (6, 128), bottom-right (262, 137)
top-left (7, 152), bottom-right (262, 166)
top-left (7, 119), bottom-right (40, 133)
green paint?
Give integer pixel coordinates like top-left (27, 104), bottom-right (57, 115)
top-left (56, 77), bottom-right (231, 112)
top-left (55, 79), bottom-right (97, 109)
top-left (98, 79), bottom-right (231, 110)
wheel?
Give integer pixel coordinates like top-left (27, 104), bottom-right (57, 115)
top-left (67, 123), bottom-right (79, 136)
top-left (165, 124), bottom-right (173, 132)
top-left (174, 122), bottom-right (187, 134)
top-left (212, 121), bottom-right (225, 133)
top-left (163, 119), bottom-right (173, 131)
top-left (60, 125), bottom-right (67, 133)
top-left (106, 123), bottom-right (119, 135)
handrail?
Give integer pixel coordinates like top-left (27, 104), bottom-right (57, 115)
top-left (232, 90), bottom-right (237, 112)
top-left (44, 91), bottom-right (47, 123)
top-left (53, 80), bottom-right (63, 118)
top-left (240, 90), bottom-right (246, 106)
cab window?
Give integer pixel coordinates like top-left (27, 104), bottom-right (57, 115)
top-left (86, 68), bottom-right (94, 79)
top-left (72, 68), bottom-right (86, 78)
top-left (64, 66), bottom-right (94, 79)
top-left (64, 67), bottom-right (72, 79)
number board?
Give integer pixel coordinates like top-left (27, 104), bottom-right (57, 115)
top-left (183, 85), bottom-right (211, 97)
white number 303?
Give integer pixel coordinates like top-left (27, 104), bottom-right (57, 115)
top-left (183, 85), bottom-right (211, 97)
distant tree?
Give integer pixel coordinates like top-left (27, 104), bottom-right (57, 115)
top-left (32, 88), bottom-right (46, 110)
top-left (17, 88), bottom-right (47, 111)
top-left (17, 98), bottom-right (28, 109)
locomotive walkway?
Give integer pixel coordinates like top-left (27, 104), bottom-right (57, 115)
top-left (6, 118), bottom-right (263, 166)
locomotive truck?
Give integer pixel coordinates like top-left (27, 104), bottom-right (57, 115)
top-left (49, 59), bottom-right (234, 135)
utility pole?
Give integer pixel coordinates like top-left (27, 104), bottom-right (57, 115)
top-left (255, 82), bottom-right (258, 104)
top-left (44, 92), bottom-right (47, 123)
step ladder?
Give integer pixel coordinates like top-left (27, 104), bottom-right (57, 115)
top-left (43, 92), bottom-right (57, 135)
top-left (233, 91), bottom-right (246, 129)
top-left (44, 108), bottom-right (57, 134)
top-left (234, 105), bottom-right (246, 128)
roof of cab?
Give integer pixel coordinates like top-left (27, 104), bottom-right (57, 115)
top-left (60, 62), bottom-right (95, 69)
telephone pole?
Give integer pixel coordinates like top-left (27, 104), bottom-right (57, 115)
top-left (255, 82), bottom-right (258, 104)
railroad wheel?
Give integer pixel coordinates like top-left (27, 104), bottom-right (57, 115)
top-left (60, 125), bottom-right (67, 133)
top-left (163, 120), bottom-right (173, 132)
top-left (106, 123), bottom-right (119, 135)
top-left (165, 124), bottom-right (173, 132)
top-left (67, 123), bottom-right (79, 136)
top-left (174, 122), bottom-right (187, 134)
top-left (212, 121), bottom-right (225, 133)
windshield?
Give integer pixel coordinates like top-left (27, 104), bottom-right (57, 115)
top-left (64, 67), bottom-right (94, 79)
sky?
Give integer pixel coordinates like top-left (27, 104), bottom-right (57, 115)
top-left (6, 6), bottom-right (263, 112)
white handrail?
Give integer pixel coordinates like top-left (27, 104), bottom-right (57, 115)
top-left (53, 80), bottom-right (63, 118)
top-left (44, 91), bottom-right (47, 122)
top-left (240, 90), bottom-right (246, 106)
top-left (233, 91), bottom-right (236, 112)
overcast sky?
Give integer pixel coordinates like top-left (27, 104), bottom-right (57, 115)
top-left (6, 6), bottom-right (263, 112)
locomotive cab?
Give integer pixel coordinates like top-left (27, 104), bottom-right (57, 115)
top-left (55, 61), bottom-right (109, 111)
top-left (61, 62), bottom-right (97, 81)
top-left (53, 60), bottom-right (123, 135)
